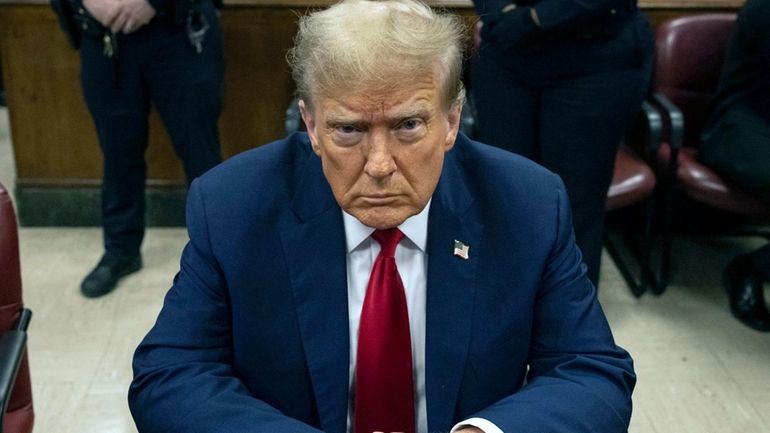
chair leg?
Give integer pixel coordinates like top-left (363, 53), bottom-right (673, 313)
top-left (651, 146), bottom-right (678, 294)
top-left (605, 194), bottom-right (662, 297)
top-left (605, 230), bottom-right (648, 297)
top-left (604, 186), bottom-right (681, 298)
top-left (638, 194), bottom-right (658, 290)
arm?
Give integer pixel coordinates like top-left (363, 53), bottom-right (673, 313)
top-left (82, 0), bottom-right (155, 34)
top-left (128, 180), bottom-right (323, 433)
top-left (469, 181), bottom-right (635, 432)
top-left (533, 0), bottom-right (631, 31)
top-left (739, 0), bottom-right (770, 69)
top-left (473, 0), bottom-right (632, 50)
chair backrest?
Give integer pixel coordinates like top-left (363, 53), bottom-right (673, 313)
top-left (0, 183), bottom-right (34, 433)
top-left (0, 184), bottom-right (21, 315)
top-left (654, 13), bottom-right (736, 149)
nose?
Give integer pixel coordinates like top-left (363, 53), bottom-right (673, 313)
top-left (364, 133), bottom-right (396, 179)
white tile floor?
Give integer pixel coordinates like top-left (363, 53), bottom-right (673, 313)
top-left (2, 107), bottom-right (769, 433)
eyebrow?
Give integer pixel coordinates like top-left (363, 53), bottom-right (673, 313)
top-left (390, 108), bottom-right (432, 122)
top-left (324, 118), bottom-right (367, 129)
top-left (384, 99), bottom-right (434, 122)
top-left (324, 107), bottom-right (433, 127)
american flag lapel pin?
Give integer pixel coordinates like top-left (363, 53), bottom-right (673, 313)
top-left (453, 240), bottom-right (469, 260)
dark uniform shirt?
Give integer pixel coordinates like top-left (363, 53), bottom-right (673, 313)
top-left (705, 0), bottom-right (770, 128)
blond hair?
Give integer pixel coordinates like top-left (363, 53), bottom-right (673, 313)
top-left (288, 0), bottom-right (466, 110)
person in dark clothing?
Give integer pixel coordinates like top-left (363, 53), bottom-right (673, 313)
top-left (54, 0), bottom-right (224, 298)
top-left (698, 0), bottom-right (770, 332)
top-left (470, 0), bottom-right (653, 287)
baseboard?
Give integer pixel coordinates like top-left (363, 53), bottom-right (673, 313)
top-left (16, 185), bottom-right (187, 227)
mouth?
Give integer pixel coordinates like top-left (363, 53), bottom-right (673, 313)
top-left (359, 195), bottom-right (400, 205)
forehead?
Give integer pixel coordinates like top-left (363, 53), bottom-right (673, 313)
top-left (316, 74), bottom-right (441, 120)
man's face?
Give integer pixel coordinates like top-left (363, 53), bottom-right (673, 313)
top-left (300, 74), bottom-right (461, 229)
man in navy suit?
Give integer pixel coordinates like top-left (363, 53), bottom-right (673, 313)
top-left (129, 1), bottom-right (635, 432)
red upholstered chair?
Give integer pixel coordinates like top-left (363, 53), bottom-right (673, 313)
top-left (606, 145), bottom-right (657, 212)
top-left (652, 14), bottom-right (770, 290)
top-left (0, 182), bottom-right (34, 433)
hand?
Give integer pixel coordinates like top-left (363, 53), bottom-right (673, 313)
top-left (110, 0), bottom-right (156, 34)
top-left (82, 0), bottom-right (123, 28)
top-left (489, 6), bottom-right (542, 52)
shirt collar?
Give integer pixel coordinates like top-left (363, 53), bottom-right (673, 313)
top-left (342, 200), bottom-right (431, 254)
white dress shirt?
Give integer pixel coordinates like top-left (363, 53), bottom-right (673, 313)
top-left (343, 202), bottom-right (502, 433)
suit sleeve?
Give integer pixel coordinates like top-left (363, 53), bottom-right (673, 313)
top-left (470, 180), bottom-right (636, 432)
top-left (128, 179), bottom-right (323, 433)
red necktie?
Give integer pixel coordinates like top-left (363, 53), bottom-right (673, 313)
top-left (355, 228), bottom-right (416, 433)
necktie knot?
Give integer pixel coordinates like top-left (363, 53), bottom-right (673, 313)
top-left (371, 228), bottom-right (404, 258)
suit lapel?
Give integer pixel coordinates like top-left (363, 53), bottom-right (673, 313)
top-left (281, 140), bottom-right (349, 433)
top-left (425, 144), bottom-right (483, 431)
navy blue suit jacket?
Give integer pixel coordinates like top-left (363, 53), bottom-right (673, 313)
top-left (129, 133), bottom-right (635, 433)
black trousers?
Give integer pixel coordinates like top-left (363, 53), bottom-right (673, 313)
top-left (471, 38), bottom-right (652, 286)
top-left (80, 5), bottom-right (224, 258)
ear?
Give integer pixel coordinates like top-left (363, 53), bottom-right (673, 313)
top-left (443, 101), bottom-right (463, 152)
top-left (299, 99), bottom-right (321, 156)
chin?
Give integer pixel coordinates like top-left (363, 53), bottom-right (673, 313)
top-left (353, 209), bottom-right (411, 230)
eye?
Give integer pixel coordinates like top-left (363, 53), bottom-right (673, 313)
top-left (395, 118), bottom-right (426, 142)
top-left (330, 123), bottom-right (364, 146)
top-left (336, 124), bottom-right (360, 134)
top-left (399, 118), bottom-right (423, 131)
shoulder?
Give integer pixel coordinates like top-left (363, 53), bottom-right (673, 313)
top-left (195, 133), bottom-right (314, 197)
top-left (188, 133), bottom-right (318, 226)
top-left (205, 132), bottom-right (312, 179)
top-left (444, 134), bottom-right (568, 239)
top-left (449, 134), bottom-right (564, 198)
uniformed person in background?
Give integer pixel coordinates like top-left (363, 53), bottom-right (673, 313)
top-left (52, 0), bottom-right (224, 298)
top-left (470, 0), bottom-right (654, 288)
